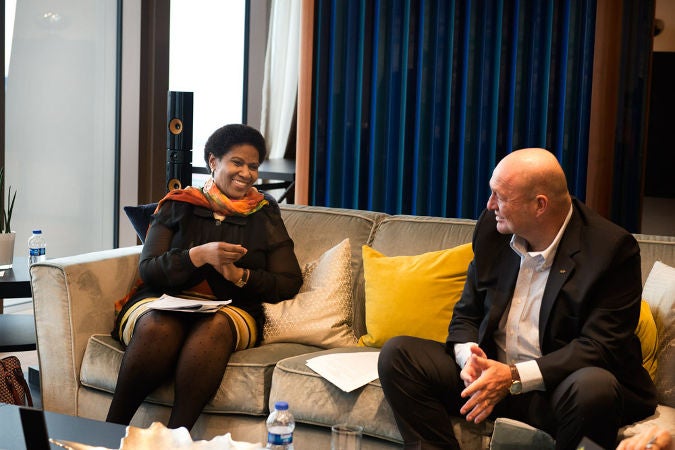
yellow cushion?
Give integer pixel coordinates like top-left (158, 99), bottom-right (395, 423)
top-left (359, 243), bottom-right (473, 347)
top-left (636, 299), bottom-right (659, 380)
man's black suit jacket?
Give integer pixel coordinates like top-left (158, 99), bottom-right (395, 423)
top-left (446, 198), bottom-right (656, 400)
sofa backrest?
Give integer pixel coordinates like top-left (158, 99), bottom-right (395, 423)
top-left (634, 233), bottom-right (675, 283)
top-left (281, 205), bottom-right (476, 337)
top-left (281, 205), bottom-right (675, 343)
top-left (280, 204), bottom-right (387, 336)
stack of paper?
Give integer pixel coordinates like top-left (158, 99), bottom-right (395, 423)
top-left (149, 294), bottom-right (232, 313)
top-left (305, 352), bottom-right (380, 392)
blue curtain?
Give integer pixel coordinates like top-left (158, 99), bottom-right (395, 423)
top-left (310, 0), bottom-right (597, 219)
top-left (611, 0), bottom-right (655, 232)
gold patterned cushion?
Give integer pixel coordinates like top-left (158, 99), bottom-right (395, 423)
top-left (262, 238), bottom-right (357, 348)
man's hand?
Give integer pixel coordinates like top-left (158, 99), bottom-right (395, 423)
top-left (459, 354), bottom-right (512, 424)
top-left (460, 345), bottom-right (487, 387)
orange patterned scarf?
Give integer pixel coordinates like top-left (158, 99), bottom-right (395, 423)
top-left (155, 177), bottom-right (268, 217)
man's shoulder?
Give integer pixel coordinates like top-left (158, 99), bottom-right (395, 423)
top-left (565, 199), bottom-right (639, 259)
top-left (570, 198), bottom-right (635, 243)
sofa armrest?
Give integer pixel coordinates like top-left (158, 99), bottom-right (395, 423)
top-left (30, 246), bottom-right (142, 415)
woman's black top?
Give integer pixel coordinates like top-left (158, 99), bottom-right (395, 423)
top-left (112, 195), bottom-right (303, 344)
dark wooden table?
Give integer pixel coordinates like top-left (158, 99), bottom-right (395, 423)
top-left (0, 404), bottom-right (128, 449)
top-left (0, 257), bottom-right (36, 352)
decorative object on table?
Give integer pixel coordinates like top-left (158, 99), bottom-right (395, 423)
top-left (0, 355), bottom-right (33, 406)
top-left (0, 167), bottom-right (17, 269)
top-left (120, 422), bottom-right (263, 449)
top-left (48, 422), bottom-right (265, 450)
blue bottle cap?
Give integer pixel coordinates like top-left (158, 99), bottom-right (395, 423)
top-left (32, 230), bottom-right (42, 234)
top-left (274, 401), bottom-right (289, 410)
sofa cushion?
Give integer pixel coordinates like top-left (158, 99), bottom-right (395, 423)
top-left (280, 205), bottom-right (388, 338)
top-left (80, 334), bottom-right (321, 415)
top-left (636, 300), bottom-right (658, 380)
top-left (123, 203), bottom-right (158, 243)
top-left (359, 243), bottom-right (473, 347)
top-left (270, 347), bottom-right (493, 447)
top-left (642, 261), bottom-right (675, 408)
top-left (269, 347), bottom-right (401, 442)
top-left (263, 238), bottom-right (357, 348)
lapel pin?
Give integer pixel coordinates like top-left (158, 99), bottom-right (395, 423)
top-left (560, 269), bottom-right (566, 274)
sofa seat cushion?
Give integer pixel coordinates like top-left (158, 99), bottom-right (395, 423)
top-left (270, 347), bottom-right (400, 442)
top-left (80, 334), bottom-right (321, 415)
top-left (270, 347), bottom-right (493, 447)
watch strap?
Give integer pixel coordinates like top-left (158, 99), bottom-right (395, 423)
top-left (509, 364), bottom-right (521, 382)
top-left (234, 269), bottom-right (249, 287)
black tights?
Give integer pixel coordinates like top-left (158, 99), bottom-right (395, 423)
top-left (106, 310), bottom-right (236, 430)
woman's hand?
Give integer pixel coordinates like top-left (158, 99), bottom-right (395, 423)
top-left (189, 241), bottom-right (247, 269)
top-left (616, 427), bottom-right (673, 450)
top-left (215, 262), bottom-right (246, 284)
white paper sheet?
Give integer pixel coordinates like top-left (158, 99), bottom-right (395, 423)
top-left (305, 352), bottom-right (380, 393)
top-left (149, 294), bottom-right (232, 313)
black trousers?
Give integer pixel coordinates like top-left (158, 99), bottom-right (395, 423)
top-left (378, 336), bottom-right (654, 450)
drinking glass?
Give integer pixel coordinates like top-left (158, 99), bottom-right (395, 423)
top-left (331, 424), bottom-right (363, 450)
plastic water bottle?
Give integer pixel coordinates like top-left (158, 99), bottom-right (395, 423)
top-left (266, 401), bottom-right (295, 449)
top-left (28, 230), bottom-right (46, 264)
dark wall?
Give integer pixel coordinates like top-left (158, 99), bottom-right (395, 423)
top-left (645, 52), bottom-right (675, 198)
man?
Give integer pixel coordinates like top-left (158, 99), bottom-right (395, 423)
top-left (378, 148), bottom-right (657, 450)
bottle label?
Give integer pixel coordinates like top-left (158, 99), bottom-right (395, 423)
top-left (30, 248), bottom-right (46, 256)
top-left (267, 432), bottom-right (293, 445)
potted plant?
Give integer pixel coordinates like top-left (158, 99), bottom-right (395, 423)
top-left (0, 167), bottom-right (17, 268)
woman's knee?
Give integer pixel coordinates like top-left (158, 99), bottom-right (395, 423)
top-left (133, 311), bottom-right (185, 340)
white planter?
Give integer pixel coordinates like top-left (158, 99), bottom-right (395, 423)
top-left (0, 231), bottom-right (16, 269)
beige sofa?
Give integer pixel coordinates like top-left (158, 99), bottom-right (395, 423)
top-left (30, 204), bottom-right (675, 449)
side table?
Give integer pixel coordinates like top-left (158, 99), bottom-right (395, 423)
top-left (0, 257), bottom-right (36, 352)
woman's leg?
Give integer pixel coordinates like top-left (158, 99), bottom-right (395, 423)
top-left (167, 312), bottom-right (236, 429)
top-left (106, 311), bottom-right (188, 425)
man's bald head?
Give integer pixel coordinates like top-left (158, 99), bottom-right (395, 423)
top-left (494, 148), bottom-right (569, 206)
top-left (488, 148), bottom-right (572, 250)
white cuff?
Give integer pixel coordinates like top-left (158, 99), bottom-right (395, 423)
top-left (515, 360), bottom-right (545, 392)
top-left (453, 342), bottom-right (478, 368)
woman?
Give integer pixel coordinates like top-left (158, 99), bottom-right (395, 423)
top-left (106, 124), bottom-right (303, 430)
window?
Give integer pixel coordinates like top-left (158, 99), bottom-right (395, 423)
top-left (169, 0), bottom-right (246, 171)
top-left (5, 0), bottom-right (119, 258)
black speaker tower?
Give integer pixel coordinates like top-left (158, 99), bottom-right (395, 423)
top-left (166, 91), bottom-right (194, 191)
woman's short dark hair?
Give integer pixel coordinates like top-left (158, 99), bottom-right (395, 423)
top-left (204, 124), bottom-right (267, 165)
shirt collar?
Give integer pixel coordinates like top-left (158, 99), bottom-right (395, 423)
top-left (510, 204), bottom-right (573, 270)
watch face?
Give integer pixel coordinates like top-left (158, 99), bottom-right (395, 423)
top-left (509, 381), bottom-right (522, 395)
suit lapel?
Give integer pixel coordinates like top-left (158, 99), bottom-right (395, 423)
top-left (487, 247), bottom-right (520, 330)
top-left (539, 208), bottom-right (581, 341)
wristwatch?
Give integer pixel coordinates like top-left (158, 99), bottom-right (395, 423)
top-left (234, 269), bottom-right (249, 288)
top-left (508, 364), bottom-right (523, 395)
